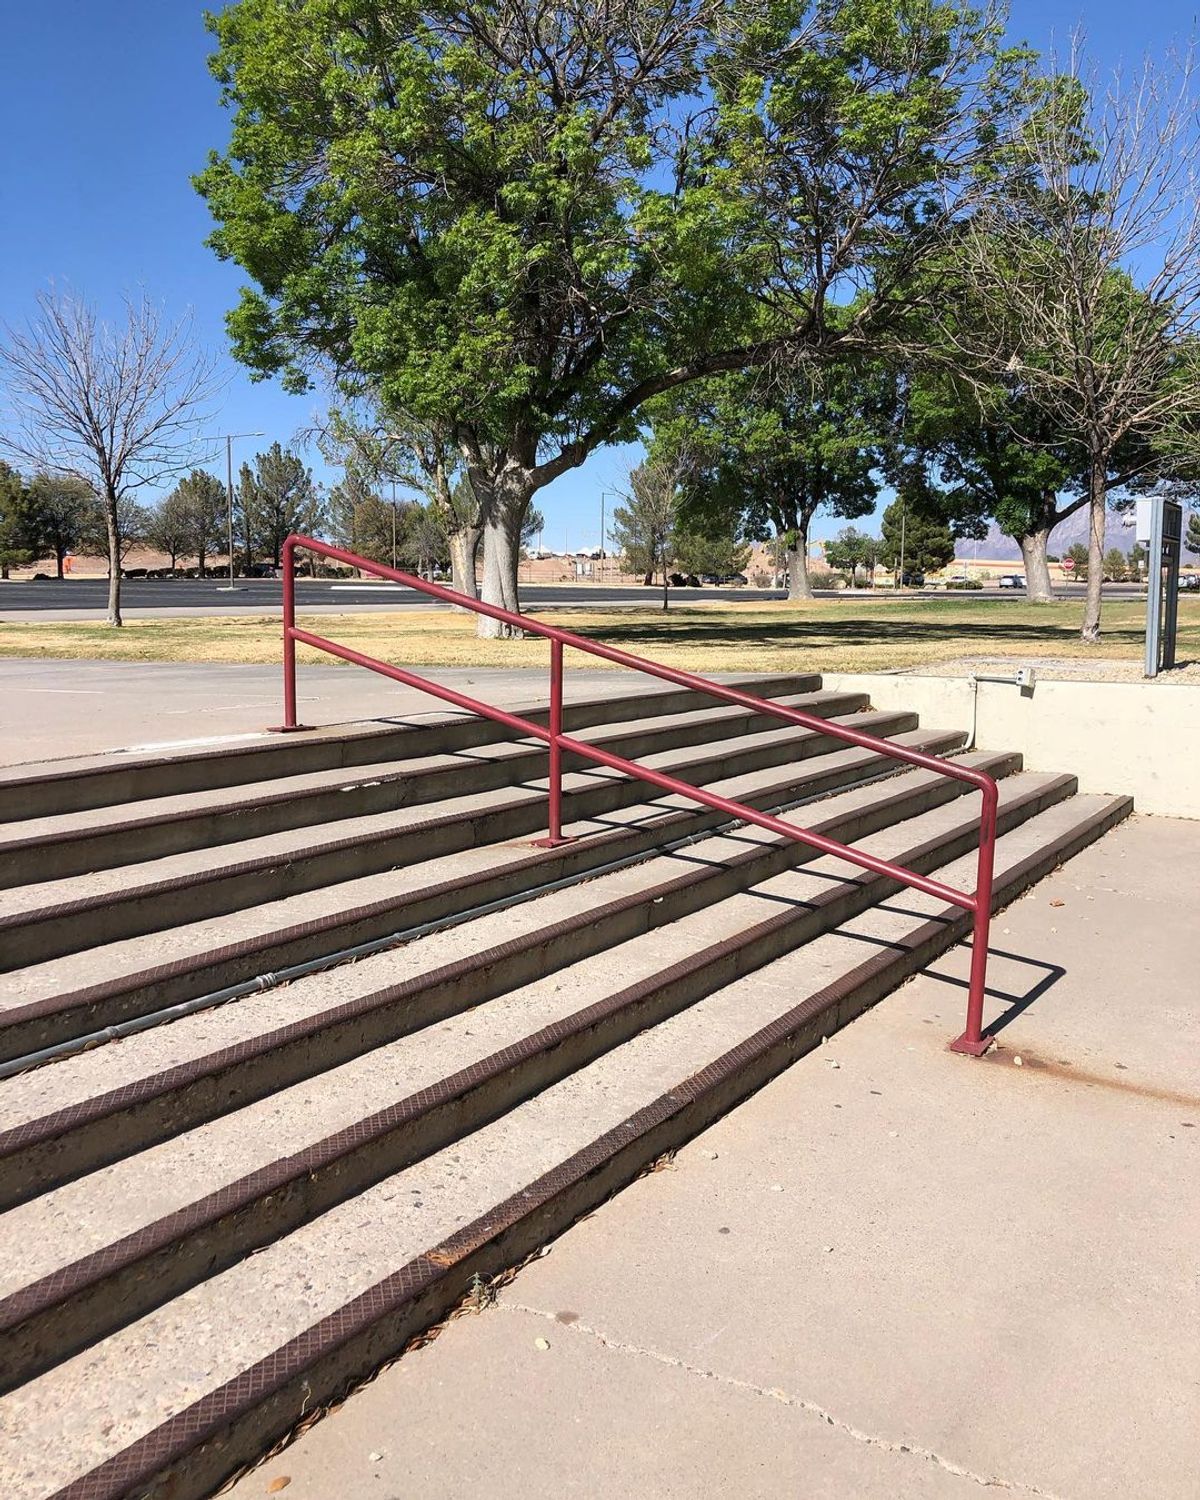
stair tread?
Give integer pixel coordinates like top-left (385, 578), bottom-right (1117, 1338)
top-left (0, 792), bottom-right (1128, 1500)
top-left (0, 754), bottom-right (1018, 1134)
top-left (0, 673), bottom-right (820, 793)
top-left (0, 691), bottom-right (840, 846)
top-left (0, 697), bottom-right (874, 920)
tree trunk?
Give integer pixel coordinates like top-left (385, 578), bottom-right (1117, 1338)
top-left (449, 527), bottom-right (480, 602)
top-left (1018, 530), bottom-right (1055, 603)
top-left (478, 511), bottom-right (524, 637)
top-left (104, 496), bottom-right (122, 627)
top-left (55, 547), bottom-right (66, 580)
top-left (785, 541), bottom-right (812, 600)
top-left (1081, 459), bottom-right (1107, 643)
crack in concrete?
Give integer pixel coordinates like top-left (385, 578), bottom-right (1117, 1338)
top-left (497, 1298), bottom-right (1066, 1499)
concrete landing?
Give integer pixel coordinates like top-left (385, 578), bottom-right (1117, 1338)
top-left (0, 661), bottom-right (653, 764)
top-left (227, 813), bottom-right (1200, 1500)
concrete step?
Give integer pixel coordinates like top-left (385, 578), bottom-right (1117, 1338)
top-left (0, 790), bottom-right (1132, 1500)
top-left (0, 762), bottom-right (1063, 1385)
top-left (0, 672), bottom-right (822, 822)
top-left (0, 751), bottom-right (1024, 1206)
top-left (0, 697), bottom-right (905, 971)
top-left (0, 727), bottom-right (964, 1062)
top-left (0, 683), bottom-right (838, 886)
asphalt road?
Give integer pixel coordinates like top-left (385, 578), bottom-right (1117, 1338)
top-left (0, 576), bottom-right (1147, 615)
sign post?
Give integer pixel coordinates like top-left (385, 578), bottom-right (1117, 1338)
top-left (1136, 496), bottom-right (1182, 678)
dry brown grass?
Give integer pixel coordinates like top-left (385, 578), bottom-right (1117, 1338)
top-left (1, 596), bottom-right (1196, 676)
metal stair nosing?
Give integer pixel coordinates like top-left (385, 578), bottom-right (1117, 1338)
top-left (0, 703), bottom-right (914, 972)
top-left (0, 749), bottom-right (1025, 1210)
top-left (0, 729), bottom-right (967, 1064)
top-left (34, 792), bottom-right (1134, 1500)
top-left (0, 672), bottom-right (824, 823)
top-left (0, 756), bottom-right (1073, 1389)
top-left (0, 682), bottom-right (842, 887)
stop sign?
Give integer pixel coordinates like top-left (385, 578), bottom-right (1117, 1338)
top-left (1061, 558), bottom-right (1075, 571)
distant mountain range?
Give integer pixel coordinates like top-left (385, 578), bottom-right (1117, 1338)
top-left (954, 507), bottom-right (1198, 562)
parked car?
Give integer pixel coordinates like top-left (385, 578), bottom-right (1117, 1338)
top-left (997, 574), bottom-right (1026, 589)
top-left (1180, 574), bottom-right (1200, 591)
top-left (668, 572), bottom-right (687, 587)
top-left (899, 570), bottom-right (925, 587)
top-left (700, 573), bottom-right (721, 584)
top-left (721, 573), bottom-right (749, 585)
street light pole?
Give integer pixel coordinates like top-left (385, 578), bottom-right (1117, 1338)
top-left (217, 431), bottom-right (264, 591)
top-left (391, 478), bottom-right (398, 571)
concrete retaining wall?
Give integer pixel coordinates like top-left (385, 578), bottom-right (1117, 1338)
top-left (823, 673), bottom-right (1200, 819)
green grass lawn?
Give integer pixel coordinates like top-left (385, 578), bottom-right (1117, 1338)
top-left (2, 595), bottom-right (1195, 676)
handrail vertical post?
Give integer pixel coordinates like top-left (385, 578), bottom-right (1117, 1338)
top-left (270, 538), bottom-right (309, 733)
top-left (950, 782), bottom-right (999, 1055)
top-left (270, 535), bottom-right (1008, 1056)
top-left (534, 638), bottom-right (571, 847)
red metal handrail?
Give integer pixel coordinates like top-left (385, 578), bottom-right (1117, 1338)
top-left (276, 534), bottom-right (998, 1055)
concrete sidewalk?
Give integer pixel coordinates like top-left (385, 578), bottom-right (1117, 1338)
top-left (0, 660), bottom-right (664, 765)
top-left (228, 813), bottom-right (1200, 1500)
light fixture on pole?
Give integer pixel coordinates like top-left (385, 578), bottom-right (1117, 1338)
top-left (216, 431), bottom-right (264, 591)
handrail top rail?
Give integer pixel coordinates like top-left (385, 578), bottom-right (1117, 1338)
top-left (283, 533), bottom-right (998, 801)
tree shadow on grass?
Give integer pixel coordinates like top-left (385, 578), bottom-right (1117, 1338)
top-left (580, 613), bottom-right (1149, 650)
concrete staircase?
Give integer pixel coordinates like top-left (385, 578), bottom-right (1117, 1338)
top-left (0, 673), bottom-right (1131, 1500)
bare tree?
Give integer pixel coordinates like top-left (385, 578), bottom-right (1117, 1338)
top-left (311, 395), bottom-right (484, 601)
top-left (951, 46), bottom-right (1200, 640)
top-left (0, 289), bottom-right (218, 624)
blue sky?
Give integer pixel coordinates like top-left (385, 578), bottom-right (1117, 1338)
top-left (0, 0), bottom-right (1190, 551)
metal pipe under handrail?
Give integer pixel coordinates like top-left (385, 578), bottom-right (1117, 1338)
top-left (275, 533), bottom-right (998, 1055)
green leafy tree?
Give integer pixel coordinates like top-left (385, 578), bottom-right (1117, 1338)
top-left (611, 460), bottom-right (682, 609)
top-left (1186, 513), bottom-right (1200, 557)
top-left (651, 361), bottom-right (886, 599)
top-left (879, 496), bottom-right (956, 575)
top-left (824, 527), bottom-right (882, 585)
top-left (1102, 547), bottom-right (1128, 582)
top-left (898, 366), bottom-right (1082, 601)
top-left (673, 528), bottom-right (753, 580)
top-left (22, 473), bottom-right (93, 578)
top-left (145, 489), bottom-right (195, 571)
top-left (236, 442), bottom-right (324, 567)
top-left (0, 462), bottom-right (31, 578)
top-left (198, 0), bottom-right (1035, 635)
top-left (166, 469), bottom-right (229, 575)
